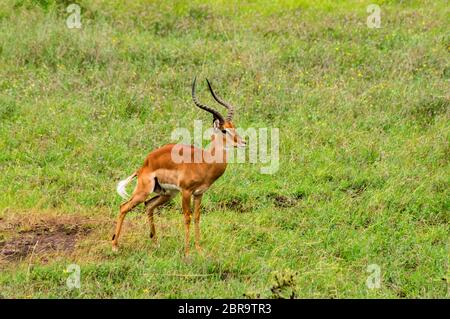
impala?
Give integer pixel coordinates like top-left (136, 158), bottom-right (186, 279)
top-left (112, 77), bottom-right (246, 255)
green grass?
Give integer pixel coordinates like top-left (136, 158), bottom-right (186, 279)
top-left (0, 0), bottom-right (448, 298)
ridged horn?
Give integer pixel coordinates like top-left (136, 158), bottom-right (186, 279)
top-left (192, 76), bottom-right (225, 125)
top-left (206, 78), bottom-right (235, 122)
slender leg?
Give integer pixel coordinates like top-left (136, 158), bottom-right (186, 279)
top-left (193, 194), bottom-right (203, 254)
top-left (112, 176), bottom-right (153, 252)
top-left (181, 189), bottom-right (193, 256)
top-left (112, 191), bottom-right (148, 251)
top-left (145, 194), bottom-right (172, 243)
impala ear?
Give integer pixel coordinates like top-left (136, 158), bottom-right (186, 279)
top-left (213, 118), bottom-right (221, 131)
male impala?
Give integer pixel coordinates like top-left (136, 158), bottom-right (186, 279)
top-left (112, 77), bottom-right (246, 255)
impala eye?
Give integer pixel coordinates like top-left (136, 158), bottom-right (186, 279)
top-left (221, 129), bottom-right (227, 134)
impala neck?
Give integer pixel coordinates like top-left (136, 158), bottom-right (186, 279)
top-left (206, 136), bottom-right (231, 165)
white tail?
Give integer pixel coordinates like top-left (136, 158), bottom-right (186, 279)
top-left (116, 172), bottom-right (137, 199)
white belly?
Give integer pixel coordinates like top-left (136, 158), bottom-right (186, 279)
top-left (193, 187), bottom-right (209, 196)
top-left (160, 183), bottom-right (181, 192)
top-left (156, 180), bottom-right (208, 196)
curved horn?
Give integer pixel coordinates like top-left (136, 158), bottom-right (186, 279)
top-left (206, 78), bottom-right (235, 122)
top-left (192, 76), bottom-right (225, 125)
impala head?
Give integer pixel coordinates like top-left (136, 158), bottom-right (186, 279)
top-left (192, 77), bottom-right (246, 149)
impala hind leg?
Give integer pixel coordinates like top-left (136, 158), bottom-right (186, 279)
top-left (181, 190), bottom-right (193, 257)
top-left (112, 177), bottom-right (154, 251)
top-left (145, 194), bottom-right (172, 244)
top-left (193, 194), bottom-right (203, 254)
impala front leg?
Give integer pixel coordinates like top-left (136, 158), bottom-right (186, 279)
top-left (181, 190), bottom-right (193, 256)
top-left (193, 194), bottom-right (203, 254)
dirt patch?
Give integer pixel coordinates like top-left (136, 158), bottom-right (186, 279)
top-left (0, 217), bottom-right (92, 262)
top-left (222, 198), bottom-right (246, 212)
top-left (267, 193), bottom-right (303, 208)
top-left (219, 197), bottom-right (257, 213)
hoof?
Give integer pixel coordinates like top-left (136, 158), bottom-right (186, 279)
top-left (151, 239), bottom-right (160, 249)
top-left (112, 245), bottom-right (119, 253)
top-left (183, 254), bottom-right (192, 264)
top-left (195, 246), bottom-right (203, 256)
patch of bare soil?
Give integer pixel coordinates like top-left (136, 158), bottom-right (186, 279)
top-left (267, 193), bottom-right (303, 208)
top-left (221, 197), bottom-right (247, 212)
top-left (0, 216), bottom-right (92, 262)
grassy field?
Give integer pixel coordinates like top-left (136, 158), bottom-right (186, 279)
top-left (0, 0), bottom-right (448, 298)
